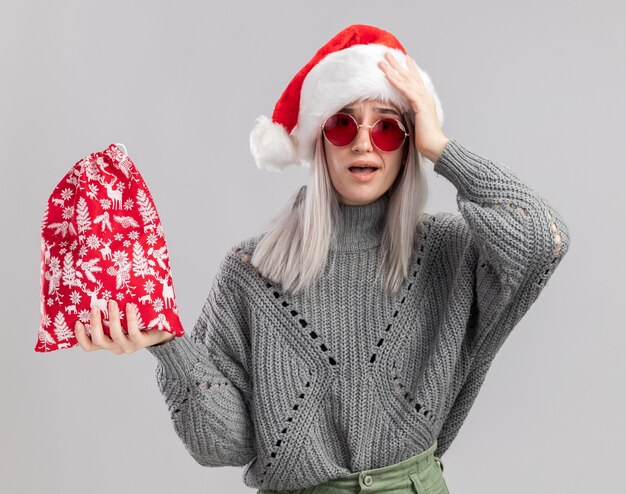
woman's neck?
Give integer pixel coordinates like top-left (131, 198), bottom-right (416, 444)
top-left (331, 193), bottom-right (389, 251)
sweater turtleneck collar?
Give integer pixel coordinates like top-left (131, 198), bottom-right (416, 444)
top-left (331, 193), bottom-right (389, 252)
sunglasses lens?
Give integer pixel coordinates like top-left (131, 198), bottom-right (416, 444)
top-left (372, 119), bottom-right (407, 152)
top-left (322, 113), bottom-right (357, 146)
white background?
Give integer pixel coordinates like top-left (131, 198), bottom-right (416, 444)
top-left (1, 0), bottom-right (622, 492)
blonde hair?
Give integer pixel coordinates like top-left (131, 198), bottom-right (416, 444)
top-left (251, 109), bottom-right (429, 299)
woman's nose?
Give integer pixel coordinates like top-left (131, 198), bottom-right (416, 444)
top-left (352, 125), bottom-right (373, 152)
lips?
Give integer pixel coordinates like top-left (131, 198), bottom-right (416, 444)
top-left (348, 160), bottom-right (380, 173)
top-left (349, 160), bottom-right (380, 169)
top-left (348, 166), bottom-right (378, 174)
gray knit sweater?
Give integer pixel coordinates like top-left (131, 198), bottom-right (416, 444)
top-left (146, 138), bottom-right (570, 491)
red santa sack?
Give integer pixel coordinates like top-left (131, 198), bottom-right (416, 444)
top-left (36, 143), bottom-right (185, 352)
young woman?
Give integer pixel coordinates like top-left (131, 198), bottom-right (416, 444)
top-left (75, 24), bottom-right (570, 494)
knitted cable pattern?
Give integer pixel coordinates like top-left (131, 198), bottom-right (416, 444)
top-left (146, 138), bottom-right (570, 491)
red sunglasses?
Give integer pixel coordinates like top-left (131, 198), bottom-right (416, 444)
top-left (321, 113), bottom-right (409, 152)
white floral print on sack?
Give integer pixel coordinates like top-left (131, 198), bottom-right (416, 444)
top-left (35, 143), bottom-right (185, 353)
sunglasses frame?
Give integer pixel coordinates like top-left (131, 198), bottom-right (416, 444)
top-left (320, 112), bottom-right (409, 152)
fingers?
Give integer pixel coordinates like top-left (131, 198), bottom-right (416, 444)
top-left (379, 53), bottom-right (412, 93)
top-left (75, 300), bottom-right (174, 354)
top-left (108, 300), bottom-right (134, 354)
top-left (406, 56), bottom-right (426, 88)
top-left (381, 52), bottom-right (425, 88)
top-left (406, 55), bottom-right (419, 75)
top-left (378, 55), bottom-right (399, 78)
top-left (75, 320), bottom-right (96, 352)
top-left (382, 51), bottom-right (407, 76)
top-left (383, 51), bottom-right (402, 68)
top-left (125, 302), bottom-right (144, 341)
top-left (87, 303), bottom-right (121, 354)
top-left (74, 307), bottom-right (107, 352)
top-left (379, 59), bottom-right (404, 91)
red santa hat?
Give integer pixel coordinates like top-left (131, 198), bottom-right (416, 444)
top-left (249, 23), bottom-right (444, 172)
top-left (35, 143), bottom-right (185, 352)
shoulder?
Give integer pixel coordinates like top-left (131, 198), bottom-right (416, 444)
top-left (227, 232), bottom-right (265, 262)
top-left (426, 211), bottom-right (475, 259)
top-left (214, 232), bottom-right (267, 283)
top-left (415, 210), bottom-right (463, 243)
top-left (431, 210), bottom-right (470, 238)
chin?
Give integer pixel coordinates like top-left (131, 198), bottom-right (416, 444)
top-left (338, 187), bottom-right (384, 206)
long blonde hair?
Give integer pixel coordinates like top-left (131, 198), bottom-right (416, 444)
top-left (250, 110), bottom-right (429, 299)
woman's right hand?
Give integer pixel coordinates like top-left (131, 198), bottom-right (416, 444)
top-left (75, 299), bottom-right (175, 354)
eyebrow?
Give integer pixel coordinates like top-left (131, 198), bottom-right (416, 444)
top-left (339, 106), bottom-right (401, 116)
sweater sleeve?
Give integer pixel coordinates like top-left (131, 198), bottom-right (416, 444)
top-left (145, 250), bottom-right (256, 467)
top-left (432, 138), bottom-right (571, 362)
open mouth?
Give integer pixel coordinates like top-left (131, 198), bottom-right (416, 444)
top-left (348, 166), bottom-right (379, 175)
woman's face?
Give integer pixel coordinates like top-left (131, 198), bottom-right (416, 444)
top-left (322, 98), bottom-right (408, 206)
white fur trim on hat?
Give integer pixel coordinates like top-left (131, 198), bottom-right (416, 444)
top-left (250, 44), bottom-right (444, 171)
top-left (249, 115), bottom-right (300, 172)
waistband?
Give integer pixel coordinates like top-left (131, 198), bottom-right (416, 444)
top-left (325, 440), bottom-right (439, 488)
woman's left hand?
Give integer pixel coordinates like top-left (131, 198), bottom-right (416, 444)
top-left (378, 51), bottom-right (449, 163)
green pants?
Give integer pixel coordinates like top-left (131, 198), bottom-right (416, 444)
top-left (258, 440), bottom-right (449, 493)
